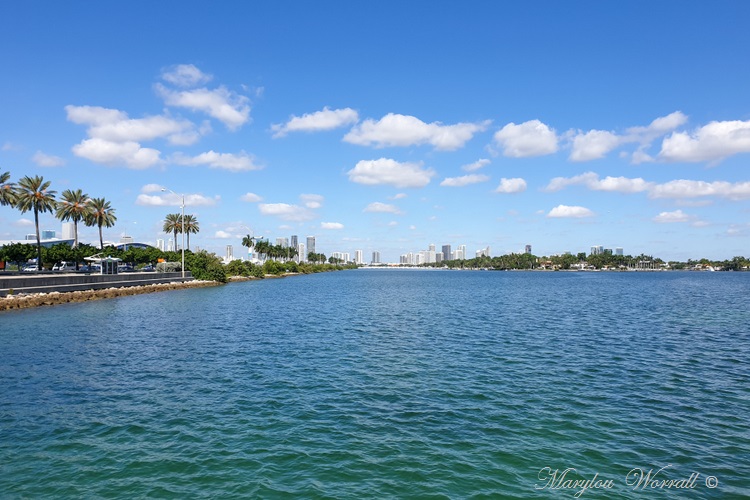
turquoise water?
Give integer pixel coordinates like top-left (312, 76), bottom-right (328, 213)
top-left (1, 270), bottom-right (749, 498)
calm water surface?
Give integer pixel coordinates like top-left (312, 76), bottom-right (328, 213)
top-left (1, 270), bottom-right (749, 498)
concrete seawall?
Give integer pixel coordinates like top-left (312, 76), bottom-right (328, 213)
top-left (0, 272), bottom-right (193, 297)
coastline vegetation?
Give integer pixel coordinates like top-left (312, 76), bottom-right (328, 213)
top-left (421, 252), bottom-right (750, 272)
top-left (0, 242), bottom-right (356, 284)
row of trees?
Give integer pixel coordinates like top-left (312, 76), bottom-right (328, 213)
top-left (252, 239), bottom-right (298, 262)
top-left (423, 252), bottom-right (750, 271)
top-left (1, 172), bottom-right (116, 270)
top-left (0, 241), bottom-right (355, 284)
top-left (162, 213), bottom-right (200, 251)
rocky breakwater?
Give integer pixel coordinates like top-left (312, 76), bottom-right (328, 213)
top-left (1, 280), bottom-right (221, 311)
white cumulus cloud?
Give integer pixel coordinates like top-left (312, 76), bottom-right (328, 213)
top-left (135, 191), bottom-right (219, 207)
top-left (32, 151), bottom-right (65, 167)
top-left (161, 64), bottom-right (213, 88)
top-left (300, 194), bottom-right (324, 209)
top-left (347, 158), bottom-right (435, 188)
top-left (214, 230), bottom-right (233, 239)
top-left (271, 107), bottom-right (359, 138)
top-left (440, 174), bottom-right (490, 187)
top-left (649, 179), bottom-right (750, 200)
top-left (569, 130), bottom-right (621, 162)
top-left (344, 113), bottom-right (490, 151)
top-left (547, 205), bottom-right (595, 218)
top-left (65, 104), bottom-right (204, 169)
top-left (155, 83), bottom-right (250, 130)
top-left (72, 138), bottom-right (162, 169)
top-left (364, 202), bottom-right (402, 214)
top-left (461, 158), bottom-right (491, 172)
top-left (658, 119), bottom-right (750, 163)
top-left (321, 222), bottom-right (344, 230)
top-left (494, 120), bottom-right (558, 157)
top-left (495, 178), bottom-right (527, 193)
top-left (172, 150), bottom-right (261, 172)
top-left (241, 192), bottom-right (263, 202)
top-left (653, 210), bottom-right (690, 223)
top-left (545, 172), bottom-right (652, 193)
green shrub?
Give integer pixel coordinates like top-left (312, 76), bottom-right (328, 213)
top-left (225, 259), bottom-right (248, 277)
top-left (186, 250), bottom-right (227, 283)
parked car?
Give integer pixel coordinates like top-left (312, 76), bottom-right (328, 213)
top-left (52, 261), bottom-right (73, 271)
top-left (141, 264), bottom-right (155, 272)
top-left (22, 264), bottom-right (38, 272)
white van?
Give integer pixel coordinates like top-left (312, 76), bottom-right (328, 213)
top-left (52, 261), bottom-right (73, 271)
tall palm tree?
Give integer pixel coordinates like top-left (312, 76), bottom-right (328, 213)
top-left (55, 189), bottom-right (91, 248)
top-left (163, 213), bottom-right (182, 252)
top-left (254, 239), bottom-right (269, 262)
top-left (0, 171), bottom-right (16, 207)
top-left (86, 197), bottom-right (117, 250)
top-left (182, 214), bottom-right (199, 250)
top-left (14, 175), bottom-right (57, 270)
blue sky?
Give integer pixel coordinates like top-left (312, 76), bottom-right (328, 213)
top-left (1, 2), bottom-right (749, 262)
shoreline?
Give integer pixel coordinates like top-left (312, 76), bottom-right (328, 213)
top-left (0, 272), bottom-right (306, 312)
top-left (0, 280), bottom-right (221, 312)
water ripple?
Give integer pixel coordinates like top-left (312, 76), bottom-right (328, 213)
top-left (1, 271), bottom-right (749, 498)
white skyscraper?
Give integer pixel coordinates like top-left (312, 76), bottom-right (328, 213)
top-left (297, 243), bottom-right (305, 263)
top-left (156, 239), bottom-right (165, 251)
top-left (62, 222), bottom-right (75, 240)
top-left (226, 245), bottom-right (233, 261)
top-left (355, 249), bottom-right (363, 264)
top-left (372, 251), bottom-right (380, 264)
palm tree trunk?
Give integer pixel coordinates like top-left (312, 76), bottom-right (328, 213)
top-left (99, 224), bottom-right (104, 250)
top-left (73, 219), bottom-right (79, 270)
top-left (34, 206), bottom-right (42, 270)
top-left (187, 232), bottom-right (190, 251)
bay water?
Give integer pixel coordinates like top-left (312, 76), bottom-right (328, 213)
top-left (1, 270), bottom-right (748, 498)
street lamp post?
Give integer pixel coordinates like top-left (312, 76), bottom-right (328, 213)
top-left (163, 188), bottom-right (185, 279)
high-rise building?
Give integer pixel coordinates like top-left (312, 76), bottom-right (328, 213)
top-left (276, 237), bottom-right (289, 248)
top-left (167, 239), bottom-right (174, 252)
top-left (615, 247), bottom-right (624, 256)
top-left (297, 243), bottom-right (305, 263)
top-left (156, 238), bottom-right (165, 251)
top-left (525, 244), bottom-right (532, 254)
top-left (291, 235), bottom-right (298, 251)
top-left (458, 245), bottom-right (467, 260)
top-left (372, 251), bottom-right (380, 264)
top-left (226, 245), bottom-right (233, 261)
top-left (306, 236), bottom-right (316, 256)
top-left (591, 245), bottom-right (604, 255)
top-left (42, 230), bottom-right (55, 240)
top-left (355, 250), bottom-right (363, 264)
top-left (476, 246), bottom-right (490, 258)
top-left (428, 243), bottom-right (436, 252)
top-left (332, 252), bottom-right (350, 263)
top-left (442, 245), bottom-right (451, 262)
top-left (62, 222), bottom-right (75, 240)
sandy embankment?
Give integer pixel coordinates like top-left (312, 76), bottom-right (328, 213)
top-left (0, 280), bottom-right (221, 311)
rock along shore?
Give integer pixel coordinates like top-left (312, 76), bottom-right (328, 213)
top-left (0, 280), bottom-right (221, 312)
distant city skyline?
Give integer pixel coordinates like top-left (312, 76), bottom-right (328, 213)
top-left (1, 3), bottom-right (749, 262)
